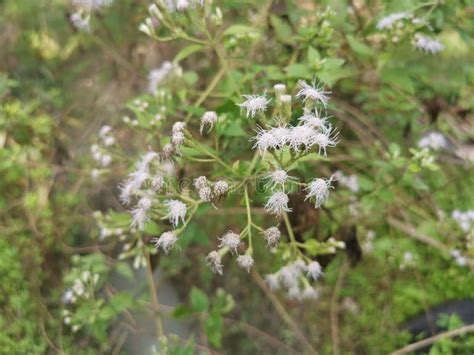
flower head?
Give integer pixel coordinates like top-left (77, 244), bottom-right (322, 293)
top-left (151, 231), bottom-right (178, 254)
top-left (265, 169), bottom-right (296, 189)
top-left (200, 111), bottom-right (218, 134)
top-left (162, 143), bottom-right (174, 158)
top-left (305, 177), bottom-right (334, 208)
top-left (413, 34), bottom-right (444, 54)
top-left (288, 125), bottom-right (315, 151)
top-left (262, 227), bottom-right (281, 248)
top-left (171, 131), bottom-right (185, 147)
top-left (238, 94), bottom-right (271, 118)
top-left (376, 12), bottom-right (410, 30)
top-left (218, 231), bottom-right (241, 254)
top-left (265, 273), bottom-right (280, 290)
top-left (164, 199), bottom-right (187, 226)
top-left (131, 196), bottom-right (152, 230)
top-left (237, 254), bottom-right (254, 272)
top-left (214, 180), bottom-right (229, 196)
top-left (252, 127), bottom-right (279, 154)
top-left (269, 125), bottom-right (290, 148)
top-left (172, 121), bottom-right (186, 133)
top-left (310, 126), bottom-right (339, 155)
top-left (194, 176), bottom-right (208, 190)
top-left (296, 80), bottom-right (331, 107)
top-left (265, 191), bottom-right (292, 216)
top-left (151, 173), bottom-right (164, 191)
top-left (299, 111), bottom-right (328, 129)
top-left (206, 251), bottom-right (223, 275)
top-left (418, 131), bottom-right (449, 151)
top-left (305, 261), bottom-right (323, 281)
top-left (301, 286), bottom-right (319, 300)
top-left (198, 186), bottom-right (213, 201)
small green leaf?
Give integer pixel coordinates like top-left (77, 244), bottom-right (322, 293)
top-left (173, 44), bottom-right (205, 64)
top-left (346, 35), bottom-right (374, 57)
top-left (190, 287), bottom-right (209, 312)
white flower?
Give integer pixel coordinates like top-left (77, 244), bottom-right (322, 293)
top-left (310, 126), bottom-right (339, 155)
top-left (206, 251), bottom-right (223, 275)
top-left (413, 34), bottom-right (444, 54)
top-left (162, 161), bottom-right (176, 177)
top-left (265, 169), bottom-right (295, 189)
top-left (162, 143), bottom-right (174, 158)
top-left (119, 169), bottom-right (149, 205)
top-left (288, 286), bottom-right (302, 300)
top-left (278, 264), bottom-right (300, 289)
top-left (164, 199), bottom-right (187, 226)
top-left (418, 131), bottom-right (449, 151)
top-left (176, 0), bottom-right (190, 10)
top-left (238, 94), bottom-right (271, 118)
top-left (172, 121), bottom-right (186, 133)
top-left (194, 176), bottom-right (208, 190)
top-left (131, 196), bottom-right (153, 230)
top-left (171, 131), bottom-right (185, 146)
top-left (334, 171), bottom-right (359, 192)
top-left (265, 273), bottom-right (280, 290)
top-left (136, 151), bottom-right (159, 172)
top-left (265, 191), bottom-right (292, 216)
top-left (100, 154), bottom-right (112, 167)
top-left (152, 231), bottom-right (178, 254)
top-left (305, 177), bottom-right (334, 208)
top-left (305, 261), bottom-right (323, 281)
top-left (237, 254), bottom-right (254, 272)
top-left (296, 80), bottom-right (331, 107)
top-left (273, 83), bottom-right (286, 94)
top-left (376, 12), bottom-right (410, 30)
top-left (151, 173), bottom-right (164, 191)
top-left (213, 180), bottom-right (229, 196)
top-left (218, 231), bottom-right (241, 254)
top-left (70, 12), bottom-right (90, 31)
top-left (200, 111), bottom-right (218, 134)
top-left (280, 95), bottom-right (291, 104)
top-left (252, 127), bottom-right (279, 154)
top-left (301, 286), bottom-right (319, 300)
top-left (262, 227), bottom-right (281, 248)
top-left (299, 111), bottom-right (328, 128)
top-left (148, 61), bottom-right (175, 94)
top-left (268, 125), bottom-right (289, 148)
top-left (288, 125), bottom-right (315, 151)
top-left (198, 186), bottom-right (213, 201)
top-left (451, 249), bottom-right (468, 267)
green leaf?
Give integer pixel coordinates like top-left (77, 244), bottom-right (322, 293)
top-left (285, 63), bottom-right (312, 79)
top-left (190, 287), bottom-right (209, 312)
top-left (205, 310), bottom-right (223, 348)
top-left (109, 292), bottom-right (134, 313)
top-left (346, 35), bottom-right (374, 57)
top-left (307, 46), bottom-right (321, 62)
top-left (115, 262), bottom-right (134, 280)
top-left (223, 25), bottom-right (259, 37)
top-left (270, 15), bottom-right (293, 44)
top-left (173, 44), bottom-right (205, 64)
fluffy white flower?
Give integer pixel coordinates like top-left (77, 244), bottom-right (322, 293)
top-left (296, 80), bottom-right (331, 107)
top-left (310, 126), bottom-right (339, 155)
top-left (148, 61), bottom-right (174, 94)
top-left (238, 94), bottom-right (271, 118)
top-left (237, 254), bottom-right (254, 272)
top-left (213, 180), bottom-right (229, 196)
top-left (334, 171), bottom-right (359, 192)
top-left (413, 34), bottom-right (444, 54)
top-left (200, 111), bottom-right (218, 134)
top-left (151, 173), bottom-right (164, 191)
top-left (162, 143), bottom-right (174, 158)
top-left (171, 131), bottom-right (185, 146)
top-left (280, 94), bottom-right (291, 104)
top-left (70, 12), bottom-right (91, 31)
top-left (305, 177), bottom-right (334, 208)
top-left (151, 231), bottom-right (178, 254)
top-left (252, 127), bottom-right (279, 154)
top-left (172, 121), bottom-right (186, 133)
top-left (269, 125), bottom-right (290, 148)
top-left (218, 231), bottom-right (241, 254)
top-left (198, 186), bottom-right (213, 201)
top-left (376, 12), bottom-right (410, 30)
top-left (164, 199), bottom-right (187, 226)
top-left (265, 273), bottom-right (280, 290)
top-left (131, 196), bottom-right (152, 230)
top-left (299, 111), bottom-right (328, 128)
top-left (194, 176), bottom-right (208, 190)
top-left (288, 125), bottom-right (315, 151)
top-left (305, 261), bottom-right (323, 281)
top-left (265, 169), bottom-right (295, 189)
top-left (288, 286), bottom-right (302, 300)
top-left (136, 151), bottom-right (159, 172)
top-left (418, 131), bottom-right (449, 151)
top-left (273, 83), bottom-right (286, 94)
top-left (265, 191), bottom-right (292, 216)
top-left (262, 227), bottom-right (281, 248)
top-left (301, 286), bottom-right (319, 300)
top-left (206, 251), bottom-right (223, 275)
top-left (119, 169), bottom-right (149, 205)
top-left (278, 264), bottom-right (300, 289)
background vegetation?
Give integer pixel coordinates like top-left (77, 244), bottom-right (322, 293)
top-left (1, 0), bottom-right (473, 354)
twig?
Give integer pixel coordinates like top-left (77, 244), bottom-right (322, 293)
top-left (143, 245), bottom-right (164, 340)
top-left (391, 324), bottom-right (474, 354)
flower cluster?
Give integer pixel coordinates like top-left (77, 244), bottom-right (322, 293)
top-left (265, 260), bottom-right (322, 301)
top-left (90, 125), bottom-right (116, 178)
top-left (418, 131), bottom-right (450, 151)
top-left (70, 0), bottom-right (114, 31)
top-left (376, 11), bottom-right (443, 54)
top-left (452, 210), bottom-right (474, 233)
top-left (148, 61), bottom-right (183, 95)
